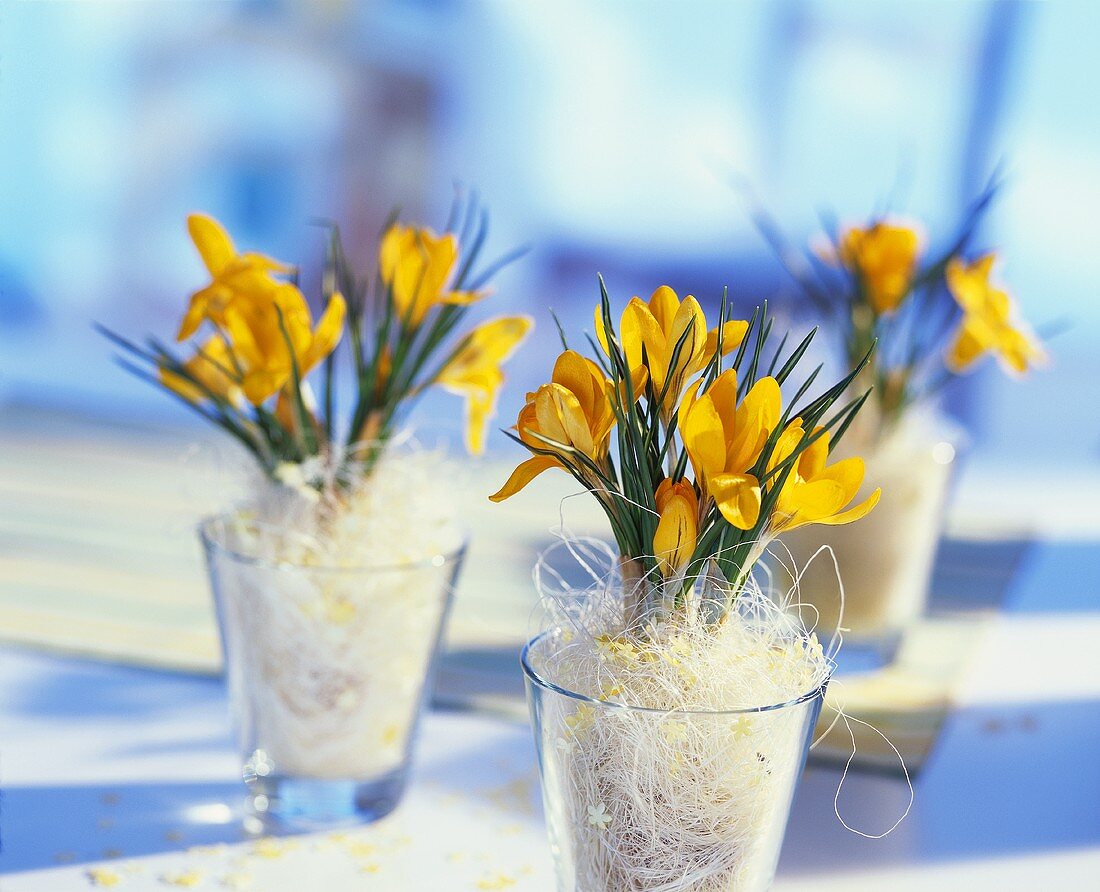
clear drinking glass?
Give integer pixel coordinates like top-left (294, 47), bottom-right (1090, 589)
top-left (200, 514), bottom-right (465, 830)
top-left (779, 428), bottom-right (958, 667)
top-left (522, 633), bottom-right (826, 892)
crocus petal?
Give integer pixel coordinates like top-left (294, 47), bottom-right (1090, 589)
top-left (815, 455), bottom-right (864, 498)
top-left (439, 316), bottom-right (533, 382)
top-left (703, 319), bottom-right (749, 361)
top-left (647, 285), bottom-right (680, 334)
top-left (489, 456), bottom-right (561, 502)
top-left (728, 376), bottom-right (781, 470)
top-left (177, 290), bottom-right (213, 341)
top-left (301, 293), bottom-right (347, 374)
top-left (240, 367), bottom-right (290, 405)
top-left (553, 350), bottom-right (599, 411)
top-left (709, 473), bottom-right (762, 530)
top-left (534, 385), bottom-right (572, 446)
top-left (594, 305), bottom-right (611, 356)
top-left (840, 221), bottom-right (921, 315)
top-left (621, 297), bottom-right (662, 386)
top-left (995, 326), bottom-right (1045, 376)
top-left (653, 491), bottom-right (697, 574)
top-left (676, 378), bottom-right (704, 434)
top-left (187, 214), bottom-right (236, 276)
top-left (681, 395), bottom-right (726, 483)
top-left (781, 478), bottom-right (847, 524)
top-left (664, 296), bottom-right (707, 399)
top-left (945, 320), bottom-right (987, 372)
top-left (796, 428), bottom-right (832, 480)
top-left (815, 487), bottom-right (882, 526)
top-left (440, 288), bottom-right (487, 308)
top-left (767, 421), bottom-right (804, 475)
top-left (379, 224), bottom-right (463, 327)
top-left (462, 384), bottom-right (497, 455)
top-left (548, 384), bottom-right (596, 456)
top-left (160, 336), bottom-right (239, 405)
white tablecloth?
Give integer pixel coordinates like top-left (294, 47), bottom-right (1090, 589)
top-left (2, 592), bottom-right (1100, 892)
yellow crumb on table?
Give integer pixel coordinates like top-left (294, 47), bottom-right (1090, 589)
top-left (86, 867), bottom-right (122, 887)
top-left (476, 873), bottom-right (517, 890)
top-left (250, 837), bottom-right (298, 859)
top-left (159, 869), bottom-right (204, 887)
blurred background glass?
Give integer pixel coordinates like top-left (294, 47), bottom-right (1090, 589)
top-left (0, 0), bottom-right (1095, 469)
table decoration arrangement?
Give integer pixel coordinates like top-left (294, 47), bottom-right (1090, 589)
top-left (492, 282), bottom-right (879, 890)
top-left (102, 195), bottom-right (531, 827)
top-left (754, 183), bottom-right (1046, 651)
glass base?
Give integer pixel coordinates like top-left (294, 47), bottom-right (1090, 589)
top-left (243, 770), bottom-right (407, 833)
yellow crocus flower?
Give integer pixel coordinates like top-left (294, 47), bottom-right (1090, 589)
top-left (945, 254), bottom-right (1045, 375)
top-left (160, 334), bottom-right (243, 406)
top-left (489, 350), bottom-right (616, 501)
top-left (434, 315), bottom-right (534, 455)
top-left (678, 370), bottom-right (781, 530)
top-left (596, 286), bottom-right (747, 414)
top-left (208, 283), bottom-right (345, 406)
top-left (653, 478), bottom-right (699, 576)
top-left (178, 214), bottom-right (291, 341)
top-left (378, 224), bottom-right (485, 328)
top-left (768, 420), bottom-right (880, 533)
top-left (836, 221), bottom-right (922, 315)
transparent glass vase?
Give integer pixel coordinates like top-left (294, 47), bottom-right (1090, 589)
top-left (778, 425), bottom-right (958, 667)
top-left (200, 513), bottom-right (465, 830)
top-left (522, 633), bottom-right (825, 892)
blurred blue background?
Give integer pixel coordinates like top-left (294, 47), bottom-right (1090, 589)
top-left (0, 0), bottom-right (1095, 469)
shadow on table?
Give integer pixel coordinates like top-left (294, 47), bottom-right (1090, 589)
top-left (0, 780), bottom-right (250, 873)
top-left (778, 695), bottom-right (1100, 875)
top-left (0, 649), bottom-right (224, 721)
top-left (0, 715), bottom-right (542, 875)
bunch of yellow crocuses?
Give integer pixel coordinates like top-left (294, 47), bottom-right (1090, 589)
top-left (491, 282), bottom-right (878, 626)
top-left (758, 181), bottom-right (1045, 432)
top-left (104, 197), bottom-right (531, 487)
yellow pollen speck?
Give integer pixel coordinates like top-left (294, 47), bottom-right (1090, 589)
top-left (86, 868), bottom-right (122, 887)
top-left (324, 598), bottom-right (357, 624)
top-left (476, 873), bottom-right (517, 890)
top-left (345, 840), bottom-right (377, 857)
top-left (381, 725), bottom-right (399, 746)
top-left (250, 837), bottom-right (297, 859)
top-left (160, 869), bottom-right (204, 887)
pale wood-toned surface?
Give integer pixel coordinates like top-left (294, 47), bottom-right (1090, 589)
top-left (0, 404), bottom-right (1016, 773)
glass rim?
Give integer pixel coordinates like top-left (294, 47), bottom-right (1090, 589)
top-left (520, 631), bottom-right (830, 716)
top-left (198, 511), bottom-right (468, 574)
